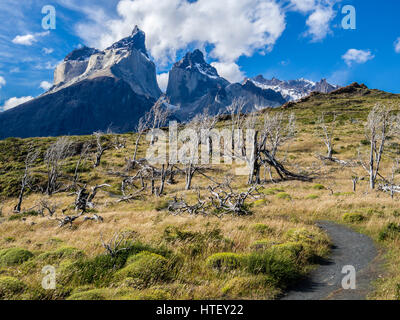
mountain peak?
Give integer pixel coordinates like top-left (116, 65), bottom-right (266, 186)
top-left (107, 25), bottom-right (148, 56)
top-left (175, 49), bottom-right (220, 79)
top-left (64, 46), bottom-right (100, 62)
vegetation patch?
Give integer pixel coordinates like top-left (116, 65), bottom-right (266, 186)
top-left (0, 248), bottom-right (34, 267)
top-left (343, 213), bottom-right (366, 223)
top-left (378, 223), bottom-right (400, 241)
top-left (115, 252), bottom-right (172, 286)
top-left (0, 276), bottom-right (26, 300)
top-left (206, 253), bottom-right (243, 272)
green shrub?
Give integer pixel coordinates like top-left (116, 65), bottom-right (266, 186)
top-left (135, 289), bottom-right (172, 300)
top-left (244, 243), bottom-right (303, 285)
top-left (306, 194), bottom-right (319, 200)
top-left (163, 226), bottom-right (232, 255)
top-left (222, 275), bottom-right (277, 298)
top-left (59, 254), bottom-right (126, 287)
top-left (67, 289), bottom-right (107, 300)
top-left (115, 252), bottom-right (171, 285)
top-left (378, 223), bottom-right (400, 241)
top-left (250, 240), bottom-right (277, 251)
top-left (0, 248), bottom-right (34, 266)
top-left (8, 210), bottom-right (40, 221)
top-left (206, 253), bottom-right (243, 271)
top-left (0, 276), bottom-right (26, 299)
top-left (312, 184), bottom-right (325, 190)
top-left (261, 187), bottom-right (285, 195)
top-left (343, 212), bottom-right (365, 223)
top-left (253, 199), bottom-right (267, 207)
top-left (276, 192), bottom-right (291, 200)
top-left (36, 247), bottom-right (85, 263)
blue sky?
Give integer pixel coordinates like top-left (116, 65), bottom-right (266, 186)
top-left (0, 0), bottom-right (399, 111)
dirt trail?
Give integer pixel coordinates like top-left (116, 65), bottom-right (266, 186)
top-left (281, 221), bottom-right (381, 300)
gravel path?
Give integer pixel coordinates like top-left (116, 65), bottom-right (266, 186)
top-left (281, 221), bottom-right (381, 300)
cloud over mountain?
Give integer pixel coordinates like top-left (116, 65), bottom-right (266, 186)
top-left (1, 96), bottom-right (33, 111)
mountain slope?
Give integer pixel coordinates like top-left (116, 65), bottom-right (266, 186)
top-left (0, 77), bottom-right (153, 139)
top-left (166, 50), bottom-right (286, 120)
top-left (0, 26), bottom-right (160, 139)
top-left (249, 75), bottom-right (339, 102)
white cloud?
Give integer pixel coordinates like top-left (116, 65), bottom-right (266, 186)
top-left (211, 62), bottom-right (245, 83)
top-left (305, 4), bottom-right (335, 41)
top-left (40, 81), bottom-right (53, 91)
top-left (0, 76), bottom-right (5, 88)
top-left (76, 0), bottom-right (286, 75)
top-left (394, 38), bottom-right (400, 54)
top-left (43, 48), bottom-right (54, 54)
top-left (342, 49), bottom-right (375, 66)
top-left (289, 0), bottom-right (338, 42)
top-left (2, 96), bottom-right (34, 111)
top-left (12, 31), bottom-right (50, 46)
top-left (289, 0), bottom-right (316, 13)
top-left (157, 73), bottom-right (169, 92)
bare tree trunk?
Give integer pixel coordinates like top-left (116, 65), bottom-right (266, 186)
top-left (157, 164), bottom-right (167, 196)
top-left (352, 177), bottom-right (358, 192)
top-left (185, 164), bottom-right (194, 191)
top-left (151, 168), bottom-right (155, 195)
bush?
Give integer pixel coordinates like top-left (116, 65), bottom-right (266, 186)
top-left (222, 275), bottom-right (277, 298)
top-left (115, 252), bottom-right (171, 285)
top-left (276, 192), bottom-right (291, 200)
top-left (378, 223), bottom-right (400, 241)
top-left (244, 243), bottom-right (303, 286)
top-left (36, 247), bottom-right (85, 263)
top-left (0, 248), bottom-right (34, 266)
top-left (8, 210), bottom-right (40, 221)
top-left (306, 194), bottom-right (319, 200)
top-left (250, 240), bottom-right (277, 251)
top-left (253, 199), bottom-right (267, 207)
top-left (134, 289), bottom-right (172, 300)
top-left (0, 276), bottom-right (26, 299)
top-left (312, 184), bottom-right (325, 190)
top-left (59, 254), bottom-right (126, 287)
top-left (67, 289), bottom-right (107, 300)
top-left (343, 213), bottom-right (365, 223)
top-left (206, 253), bottom-right (243, 271)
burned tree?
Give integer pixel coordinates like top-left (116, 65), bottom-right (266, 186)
top-left (93, 131), bottom-right (110, 168)
top-left (14, 147), bottom-right (39, 213)
top-left (208, 185), bottom-right (257, 216)
top-left (318, 112), bottom-right (337, 160)
top-left (231, 111), bottom-right (307, 185)
top-left (226, 98), bottom-right (246, 153)
top-left (359, 105), bottom-right (394, 190)
top-left (129, 116), bottom-right (150, 170)
top-left (45, 137), bottom-right (72, 196)
top-left (148, 96), bottom-right (170, 145)
top-left (379, 159), bottom-right (400, 198)
top-left (73, 142), bottom-right (91, 187)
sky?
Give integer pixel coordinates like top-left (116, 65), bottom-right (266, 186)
top-left (0, 0), bottom-right (399, 111)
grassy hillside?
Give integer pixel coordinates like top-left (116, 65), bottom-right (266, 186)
top-left (1, 83), bottom-right (400, 300)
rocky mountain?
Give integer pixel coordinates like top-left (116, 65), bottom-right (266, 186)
top-left (0, 26), bottom-right (161, 139)
top-left (248, 75), bottom-right (339, 102)
top-left (166, 50), bottom-right (286, 120)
